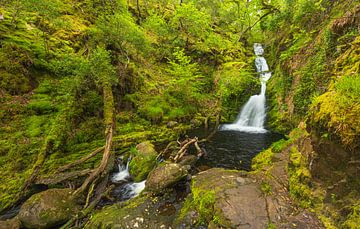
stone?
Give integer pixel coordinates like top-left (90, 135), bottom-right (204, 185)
top-left (177, 168), bottom-right (268, 228)
top-left (0, 217), bottom-right (21, 229)
top-left (129, 141), bottom-right (158, 182)
top-left (145, 163), bottom-right (188, 193)
top-left (178, 155), bottom-right (198, 167)
top-left (18, 188), bottom-right (81, 229)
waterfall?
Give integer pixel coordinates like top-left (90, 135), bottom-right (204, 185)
top-left (220, 43), bottom-right (271, 133)
top-left (111, 157), bottom-right (146, 200)
top-left (111, 157), bottom-right (131, 182)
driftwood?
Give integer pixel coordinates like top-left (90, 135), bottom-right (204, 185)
top-left (174, 138), bottom-right (198, 162)
top-left (172, 136), bottom-right (207, 162)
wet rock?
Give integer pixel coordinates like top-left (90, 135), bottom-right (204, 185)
top-left (0, 217), bottom-right (21, 229)
top-left (129, 141), bottom-right (158, 182)
top-left (18, 188), bottom-right (80, 229)
top-left (146, 163), bottom-right (188, 193)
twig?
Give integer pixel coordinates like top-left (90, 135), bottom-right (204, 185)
top-left (174, 138), bottom-right (198, 162)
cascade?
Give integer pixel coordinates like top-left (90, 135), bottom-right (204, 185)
top-left (111, 157), bottom-right (146, 200)
top-left (111, 157), bottom-right (130, 182)
top-left (220, 43), bottom-right (271, 133)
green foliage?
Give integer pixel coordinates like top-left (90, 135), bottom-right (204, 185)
top-left (216, 62), bottom-right (259, 119)
top-left (335, 75), bottom-right (360, 100)
top-left (252, 148), bottom-right (274, 171)
top-left (343, 203), bottom-right (360, 229)
top-left (93, 13), bottom-right (150, 54)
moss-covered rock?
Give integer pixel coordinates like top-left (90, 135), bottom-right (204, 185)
top-left (145, 163), bottom-right (188, 193)
top-left (18, 188), bottom-right (81, 229)
top-left (129, 141), bottom-right (158, 182)
top-left (85, 194), bottom-right (180, 228)
top-left (177, 168), bottom-right (268, 228)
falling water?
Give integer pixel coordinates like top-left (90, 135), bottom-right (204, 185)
top-left (111, 157), bottom-right (146, 200)
top-left (111, 158), bottom-right (130, 182)
top-left (220, 43), bottom-right (271, 133)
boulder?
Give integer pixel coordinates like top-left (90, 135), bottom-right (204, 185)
top-left (178, 155), bottom-right (198, 167)
top-left (85, 195), bottom-right (178, 228)
top-left (0, 217), bottom-right (21, 229)
top-left (18, 188), bottom-right (81, 229)
top-left (177, 168), bottom-right (268, 228)
top-left (129, 141), bottom-right (158, 182)
top-left (146, 163), bottom-right (188, 193)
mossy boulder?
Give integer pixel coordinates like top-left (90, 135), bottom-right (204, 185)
top-left (85, 195), bottom-right (177, 228)
top-left (129, 141), bottom-right (158, 182)
top-left (18, 188), bottom-right (81, 229)
top-left (145, 163), bottom-right (188, 193)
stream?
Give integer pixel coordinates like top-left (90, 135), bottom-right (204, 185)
top-left (109, 43), bottom-right (282, 201)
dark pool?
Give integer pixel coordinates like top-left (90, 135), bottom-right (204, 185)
top-left (188, 127), bottom-right (283, 171)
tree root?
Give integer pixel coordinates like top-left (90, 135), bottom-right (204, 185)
top-left (56, 146), bottom-right (105, 173)
top-left (35, 169), bottom-right (93, 185)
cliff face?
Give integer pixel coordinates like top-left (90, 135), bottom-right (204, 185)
top-left (260, 1), bottom-right (360, 227)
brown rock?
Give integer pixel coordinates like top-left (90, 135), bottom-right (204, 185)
top-left (146, 163), bottom-right (188, 193)
top-left (18, 188), bottom-right (81, 229)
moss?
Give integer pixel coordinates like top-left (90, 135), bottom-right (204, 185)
top-left (178, 180), bottom-right (217, 225)
top-left (252, 138), bottom-right (289, 172)
top-left (288, 146), bottom-right (315, 209)
top-left (176, 169), bottom-right (240, 227)
top-left (129, 147), bottom-right (157, 182)
top-left (261, 182), bottom-right (273, 195)
top-left (252, 148), bottom-right (274, 171)
top-left (342, 203), bottom-right (360, 229)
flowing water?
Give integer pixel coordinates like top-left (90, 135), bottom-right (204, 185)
top-left (109, 157), bottom-right (146, 201)
top-left (191, 43), bottom-right (283, 170)
top-left (220, 43), bottom-right (271, 133)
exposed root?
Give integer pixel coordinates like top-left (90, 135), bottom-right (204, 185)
top-left (35, 169), bottom-right (93, 185)
top-left (56, 147), bottom-right (105, 173)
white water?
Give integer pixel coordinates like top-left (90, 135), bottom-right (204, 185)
top-left (111, 158), bottom-right (130, 182)
top-left (121, 180), bottom-right (146, 199)
top-left (111, 158), bottom-right (146, 199)
top-left (220, 43), bottom-right (271, 133)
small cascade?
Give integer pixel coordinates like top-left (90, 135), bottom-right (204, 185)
top-left (220, 43), bottom-right (271, 133)
top-left (111, 158), bottom-right (130, 182)
top-left (110, 157), bottom-right (146, 201)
